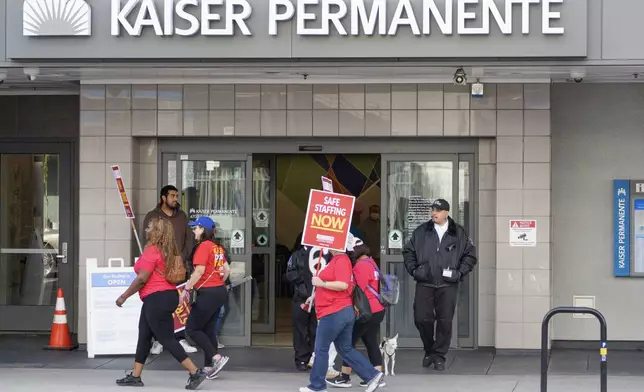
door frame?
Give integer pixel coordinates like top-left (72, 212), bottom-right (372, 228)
top-left (0, 142), bottom-right (75, 332)
top-left (158, 138), bottom-right (478, 347)
top-left (162, 152), bottom-right (253, 347)
top-left (251, 155), bottom-right (277, 334)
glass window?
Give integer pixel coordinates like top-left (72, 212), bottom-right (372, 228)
top-left (386, 161), bottom-right (453, 255)
top-left (252, 159), bottom-right (271, 248)
top-left (181, 160), bottom-right (246, 254)
top-left (457, 160), bottom-right (471, 339)
top-left (0, 154), bottom-right (60, 306)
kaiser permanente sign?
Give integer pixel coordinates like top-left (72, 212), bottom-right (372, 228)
top-left (7, 0), bottom-right (587, 59)
top-left (111, 0), bottom-right (567, 36)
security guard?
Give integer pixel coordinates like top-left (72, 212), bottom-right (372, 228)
top-left (403, 199), bottom-right (477, 371)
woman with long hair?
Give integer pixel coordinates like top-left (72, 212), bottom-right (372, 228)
top-left (184, 216), bottom-right (231, 380)
top-left (114, 217), bottom-right (207, 390)
top-left (300, 234), bottom-right (384, 392)
top-left (327, 237), bottom-right (386, 388)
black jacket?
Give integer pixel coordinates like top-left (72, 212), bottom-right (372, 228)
top-left (286, 246), bottom-right (333, 304)
top-left (402, 217), bottom-right (477, 288)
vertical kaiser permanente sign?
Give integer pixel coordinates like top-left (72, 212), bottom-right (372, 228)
top-left (613, 180), bottom-right (630, 277)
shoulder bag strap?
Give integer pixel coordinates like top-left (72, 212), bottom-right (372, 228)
top-left (357, 259), bottom-right (382, 298)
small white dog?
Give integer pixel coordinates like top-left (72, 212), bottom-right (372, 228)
top-left (380, 334), bottom-right (399, 376)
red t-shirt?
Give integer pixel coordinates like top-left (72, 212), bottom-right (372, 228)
top-left (314, 253), bottom-right (354, 320)
top-left (193, 240), bottom-right (226, 289)
top-left (353, 258), bottom-right (385, 314)
top-left (134, 245), bottom-right (176, 300)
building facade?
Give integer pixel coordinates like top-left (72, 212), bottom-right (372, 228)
top-left (0, 0), bottom-right (643, 350)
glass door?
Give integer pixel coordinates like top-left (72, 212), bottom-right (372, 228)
top-left (380, 154), bottom-right (476, 348)
top-left (164, 153), bottom-right (253, 346)
top-left (0, 143), bottom-right (73, 332)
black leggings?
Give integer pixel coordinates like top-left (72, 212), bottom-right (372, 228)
top-left (342, 310), bottom-right (385, 368)
top-left (135, 290), bottom-right (188, 364)
top-left (186, 285), bottom-right (228, 367)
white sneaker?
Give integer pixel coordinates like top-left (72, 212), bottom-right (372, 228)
top-left (218, 342), bottom-right (225, 349)
top-left (180, 339), bottom-right (198, 353)
top-left (150, 341), bottom-right (163, 355)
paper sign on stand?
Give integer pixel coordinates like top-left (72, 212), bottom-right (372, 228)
top-left (509, 220), bottom-right (537, 247)
top-left (86, 257), bottom-right (142, 358)
top-left (301, 190), bottom-right (355, 252)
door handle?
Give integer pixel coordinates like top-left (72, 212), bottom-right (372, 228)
top-left (56, 242), bottom-right (68, 264)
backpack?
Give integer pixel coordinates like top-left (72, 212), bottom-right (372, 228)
top-left (360, 258), bottom-right (400, 306)
top-left (352, 280), bottom-right (373, 323)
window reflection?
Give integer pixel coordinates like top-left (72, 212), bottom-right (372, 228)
top-left (181, 160), bottom-right (246, 254)
top-left (0, 154), bottom-right (60, 306)
top-left (387, 161), bottom-right (453, 255)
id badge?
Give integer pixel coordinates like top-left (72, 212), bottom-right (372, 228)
top-left (442, 268), bottom-right (452, 278)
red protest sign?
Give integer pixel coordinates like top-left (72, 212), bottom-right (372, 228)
top-left (301, 190), bottom-right (355, 252)
top-left (173, 285), bottom-right (191, 333)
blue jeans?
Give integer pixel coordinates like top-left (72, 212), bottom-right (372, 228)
top-left (309, 306), bottom-right (379, 391)
top-left (214, 304), bottom-right (225, 336)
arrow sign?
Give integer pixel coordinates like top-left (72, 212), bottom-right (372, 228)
top-left (231, 229), bottom-right (244, 249)
top-left (254, 210), bottom-right (269, 228)
top-left (257, 234), bottom-right (268, 246)
top-left (388, 229), bottom-right (403, 249)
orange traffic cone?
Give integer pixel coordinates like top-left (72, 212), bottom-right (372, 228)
top-left (44, 288), bottom-right (77, 351)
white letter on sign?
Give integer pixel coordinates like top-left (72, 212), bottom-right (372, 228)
top-left (389, 0), bottom-right (420, 35)
top-left (351, 0), bottom-right (386, 35)
top-left (542, 0), bottom-right (564, 34)
top-left (422, 0), bottom-right (452, 35)
top-left (269, 0), bottom-right (295, 35)
top-left (297, 0), bottom-right (319, 35)
top-left (322, 0), bottom-right (348, 36)
top-left (112, 0), bottom-right (139, 36)
top-left (133, 0), bottom-right (163, 36)
top-left (176, 0), bottom-right (200, 36)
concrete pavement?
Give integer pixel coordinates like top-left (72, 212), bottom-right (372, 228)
top-left (1, 369), bottom-right (643, 392)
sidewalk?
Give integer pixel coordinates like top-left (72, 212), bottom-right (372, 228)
top-left (1, 369), bottom-right (642, 392)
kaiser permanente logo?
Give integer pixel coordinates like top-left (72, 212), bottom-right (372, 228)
top-left (23, 0), bottom-right (92, 36)
top-left (23, 0), bottom-right (566, 38)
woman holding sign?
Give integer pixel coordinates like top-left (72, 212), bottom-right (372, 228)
top-left (184, 216), bottom-right (231, 380)
top-left (114, 217), bottom-right (207, 390)
top-left (301, 233), bottom-right (384, 392)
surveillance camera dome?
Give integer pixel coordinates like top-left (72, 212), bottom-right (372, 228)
top-left (23, 67), bottom-right (39, 82)
top-left (453, 68), bottom-right (467, 86)
top-left (570, 71), bottom-right (585, 84)
top-left (0, 71), bottom-right (6, 84)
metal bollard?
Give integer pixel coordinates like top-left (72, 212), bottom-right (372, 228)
top-left (540, 307), bottom-right (607, 392)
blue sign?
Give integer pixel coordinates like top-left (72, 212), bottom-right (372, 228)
top-left (91, 272), bottom-right (136, 288)
top-left (635, 199), bottom-right (644, 211)
top-left (613, 180), bottom-right (630, 277)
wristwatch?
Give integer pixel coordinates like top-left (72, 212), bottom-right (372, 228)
top-left (322, 281), bottom-right (327, 287)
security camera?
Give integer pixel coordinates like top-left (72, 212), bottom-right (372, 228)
top-left (453, 68), bottom-right (467, 86)
top-left (24, 67), bottom-right (39, 81)
top-left (570, 71), bottom-right (585, 84)
top-left (0, 71), bottom-right (6, 85)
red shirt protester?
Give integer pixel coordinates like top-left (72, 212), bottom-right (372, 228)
top-left (353, 257), bottom-right (385, 314)
top-left (134, 245), bottom-right (176, 300)
top-left (314, 253), bottom-right (354, 319)
top-left (192, 240), bottom-right (226, 288)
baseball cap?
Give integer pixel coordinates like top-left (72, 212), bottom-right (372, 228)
top-left (431, 199), bottom-right (450, 212)
top-left (188, 216), bottom-right (216, 231)
top-left (345, 233), bottom-right (364, 252)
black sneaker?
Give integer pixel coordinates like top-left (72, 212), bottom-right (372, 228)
top-left (116, 372), bottom-right (144, 387)
top-left (422, 355), bottom-right (432, 368)
top-left (296, 362), bottom-right (309, 372)
top-left (185, 369), bottom-right (207, 390)
top-left (359, 378), bottom-right (386, 388)
top-left (326, 374), bottom-right (351, 388)
top-left (433, 358), bottom-right (446, 372)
